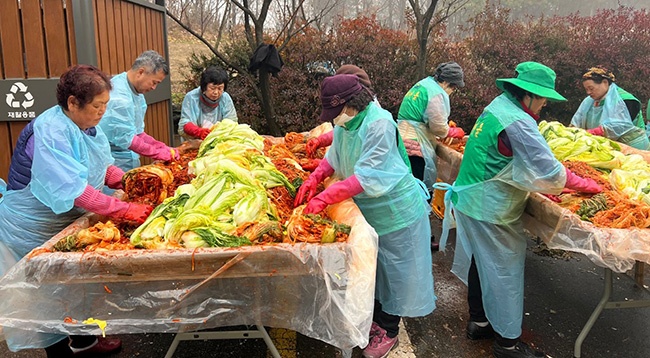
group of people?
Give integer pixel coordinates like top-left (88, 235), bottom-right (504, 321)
top-left (295, 61), bottom-right (642, 358)
top-left (0, 46), bottom-right (643, 358)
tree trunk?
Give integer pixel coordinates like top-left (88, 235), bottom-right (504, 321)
top-left (259, 67), bottom-right (281, 136)
top-left (416, 26), bottom-right (428, 79)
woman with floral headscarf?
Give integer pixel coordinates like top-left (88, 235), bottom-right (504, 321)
top-left (571, 66), bottom-right (649, 150)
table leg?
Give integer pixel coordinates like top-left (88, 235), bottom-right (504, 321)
top-left (634, 261), bottom-right (645, 288)
top-left (573, 268), bottom-right (612, 358)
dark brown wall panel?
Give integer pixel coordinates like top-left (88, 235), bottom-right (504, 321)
top-left (1, 1), bottom-right (25, 78)
top-left (0, 124), bottom-right (12, 180)
top-left (95, 0), bottom-right (110, 73)
top-left (112, 0), bottom-right (126, 72)
top-left (105, 0), bottom-right (119, 74)
top-left (127, 3), bottom-right (137, 61)
top-left (43, 0), bottom-right (71, 76)
top-left (21, 0), bottom-right (48, 77)
top-left (9, 122), bottom-right (27, 148)
top-left (65, 0), bottom-right (77, 64)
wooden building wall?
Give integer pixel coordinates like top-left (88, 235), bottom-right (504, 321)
top-left (0, 0), bottom-right (170, 180)
top-left (0, 0), bottom-right (77, 181)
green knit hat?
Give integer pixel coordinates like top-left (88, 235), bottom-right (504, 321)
top-left (496, 62), bottom-right (567, 102)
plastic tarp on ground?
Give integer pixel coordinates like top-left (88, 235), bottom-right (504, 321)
top-left (436, 142), bottom-right (650, 274)
top-left (0, 175), bottom-right (378, 352)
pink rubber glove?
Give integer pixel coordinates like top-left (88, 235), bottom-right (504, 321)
top-left (306, 131), bottom-right (334, 158)
top-left (446, 127), bottom-right (465, 138)
top-left (105, 165), bottom-right (125, 190)
top-left (74, 185), bottom-right (154, 224)
top-left (136, 132), bottom-right (165, 147)
top-left (304, 175), bottom-right (365, 214)
top-left (564, 168), bottom-right (602, 194)
top-left (586, 126), bottom-right (604, 136)
top-left (541, 193), bottom-right (562, 203)
top-left (402, 139), bottom-right (422, 157)
top-left (294, 158), bottom-right (335, 207)
top-left (129, 134), bottom-right (179, 161)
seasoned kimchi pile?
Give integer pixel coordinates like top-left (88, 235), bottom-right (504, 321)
top-left (53, 123), bottom-right (350, 252)
top-left (558, 161), bottom-right (650, 229)
top-left (123, 142), bottom-right (198, 206)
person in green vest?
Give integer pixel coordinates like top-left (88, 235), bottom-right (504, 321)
top-left (436, 62), bottom-right (602, 358)
top-left (397, 61), bottom-right (466, 251)
top-left (571, 66), bottom-right (649, 150)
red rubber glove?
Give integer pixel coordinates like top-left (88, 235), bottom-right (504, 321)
top-left (446, 127), bottom-right (465, 138)
top-left (74, 185), bottom-right (154, 224)
top-left (586, 126), bottom-right (604, 136)
top-left (129, 135), bottom-right (179, 161)
top-left (564, 168), bottom-right (602, 194)
top-left (104, 165), bottom-right (125, 190)
top-left (306, 131), bottom-right (334, 158)
top-left (301, 159), bottom-right (321, 171)
top-left (304, 175), bottom-right (364, 214)
top-left (183, 122), bottom-right (203, 139)
top-left (199, 128), bottom-right (211, 139)
top-left (294, 158), bottom-right (335, 207)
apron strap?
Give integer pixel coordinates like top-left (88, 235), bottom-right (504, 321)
top-left (432, 182), bottom-right (456, 252)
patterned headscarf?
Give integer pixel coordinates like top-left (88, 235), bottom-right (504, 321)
top-left (582, 66), bottom-right (616, 83)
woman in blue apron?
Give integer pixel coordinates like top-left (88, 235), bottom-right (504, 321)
top-left (571, 66), bottom-right (649, 150)
top-left (294, 74), bottom-right (434, 358)
top-left (0, 65), bottom-right (153, 357)
top-left (436, 62), bottom-right (602, 358)
top-left (178, 66), bottom-right (238, 140)
top-left (397, 61), bottom-right (466, 250)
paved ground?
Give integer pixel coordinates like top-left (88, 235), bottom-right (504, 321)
top-left (3, 216), bottom-right (650, 357)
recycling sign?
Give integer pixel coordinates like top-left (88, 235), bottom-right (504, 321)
top-left (6, 82), bottom-right (34, 109)
top-left (1, 78), bottom-right (58, 121)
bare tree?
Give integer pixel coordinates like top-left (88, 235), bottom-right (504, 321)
top-left (167, 0), bottom-right (334, 135)
top-left (408, 0), bottom-right (469, 79)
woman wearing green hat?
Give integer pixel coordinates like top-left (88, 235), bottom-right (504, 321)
top-left (571, 66), bottom-right (649, 150)
top-left (435, 62), bottom-right (602, 358)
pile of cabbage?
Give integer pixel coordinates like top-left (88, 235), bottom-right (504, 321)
top-left (539, 121), bottom-right (650, 205)
top-left (130, 119), bottom-right (296, 249)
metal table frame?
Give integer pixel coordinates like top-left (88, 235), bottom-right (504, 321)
top-left (165, 324), bottom-right (281, 358)
top-left (573, 268), bottom-right (650, 358)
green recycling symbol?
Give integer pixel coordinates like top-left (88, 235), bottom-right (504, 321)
top-left (6, 82), bottom-right (34, 109)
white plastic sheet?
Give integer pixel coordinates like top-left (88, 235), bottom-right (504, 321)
top-left (0, 129), bottom-right (378, 352)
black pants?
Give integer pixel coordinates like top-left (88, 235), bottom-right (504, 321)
top-left (408, 155), bottom-right (425, 181)
top-left (468, 257), bottom-right (518, 347)
top-left (373, 300), bottom-right (400, 338)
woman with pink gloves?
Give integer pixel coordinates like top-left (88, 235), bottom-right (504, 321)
top-left (295, 74), bottom-right (434, 358)
top-left (0, 65), bottom-right (152, 357)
